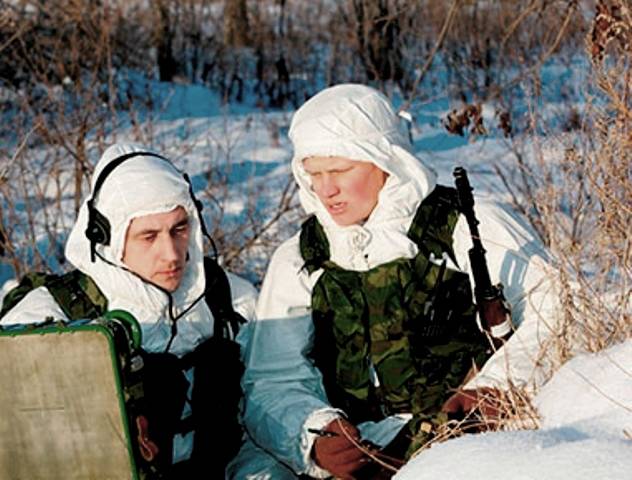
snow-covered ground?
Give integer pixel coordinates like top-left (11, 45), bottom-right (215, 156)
top-left (136, 77), bottom-right (632, 478)
top-left (1, 64), bottom-right (630, 477)
top-left (395, 340), bottom-right (632, 479)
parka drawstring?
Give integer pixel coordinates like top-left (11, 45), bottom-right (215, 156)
top-left (348, 227), bottom-right (372, 270)
top-left (164, 290), bottom-right (206, 354)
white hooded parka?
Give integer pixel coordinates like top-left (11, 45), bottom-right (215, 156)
top-left (1, 143), bottom-right (257, 464)
top-left (233, 85), bottom-right (560, 478)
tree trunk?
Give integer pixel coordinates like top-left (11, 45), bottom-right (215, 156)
top-left (153, 0), bottom-right (178, 82)
top-left (351, 0), bottom-right (404, 82)
top-left (224, 0), bottom-right (250, 48)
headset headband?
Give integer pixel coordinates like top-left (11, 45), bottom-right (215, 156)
top-left (90, 151), bottom-right (169, 202)
top-left (85, 150), bottom-right (216, 262)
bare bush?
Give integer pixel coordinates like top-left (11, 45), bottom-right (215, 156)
top-left (534, 0), bottom-right (630, 364)
top-left (558, 0), bottom-right (631, 351)
top-left (0, 1), bottom-right (125, 274)
top-left (0, 3), bottom-right (629, 474)
top-left (407, 1), bottom-right (631, 460)
top-left (481, 0), bottom-right (630, 375)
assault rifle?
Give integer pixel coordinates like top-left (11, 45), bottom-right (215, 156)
top-left (453, 167), bottom-right (513, 348)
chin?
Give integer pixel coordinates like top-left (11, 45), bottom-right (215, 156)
top-left (158, 279), bottom-right (182, 293)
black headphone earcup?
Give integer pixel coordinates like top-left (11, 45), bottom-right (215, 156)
top-left (83, 150), bottom-right (170, 263)
top-left (85, 204), bottom-right (111, 246)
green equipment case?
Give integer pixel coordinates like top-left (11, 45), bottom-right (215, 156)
top-left (0, 310), bottom-right (148, 480)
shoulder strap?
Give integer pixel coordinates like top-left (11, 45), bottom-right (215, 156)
top-left (0, 272), bottom-right (56, 318)
top-left (299, 215), bottom-right (331, 273)
top-left (203, 257), bottom-right (246, 339)
top-left (299, 185), bottom-right (462, 271)
top-left (47, 270), bottom-right (108, 320)
top-left (0, 270), bottom-right (107, 321)
top-left (407, 185), bottom-right (461, 266)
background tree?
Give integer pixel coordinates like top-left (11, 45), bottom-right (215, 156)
top-left (153, 0), bottom-right (179, 82)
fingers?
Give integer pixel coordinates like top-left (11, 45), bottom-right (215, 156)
top-left (441, 389), bottom-right (502, 418)
top-left (441, 389), bottom-right (477, 414)
top-left (441, 393), bottom-right (462, 414)
top-left (476, 388), bottom-right (502, 418)
top-left (313, 418), bottom-right (367, 479)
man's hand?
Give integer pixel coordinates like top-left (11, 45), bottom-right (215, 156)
top-left (312, 418), bottom-right (367, 479)
top-left (441, 388), bottom-right (503, 421)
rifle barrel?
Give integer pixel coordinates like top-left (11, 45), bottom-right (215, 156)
top-left (453, 167), bottom-right (492, 292)
top-left (453, 167), bottom-right (514, 345)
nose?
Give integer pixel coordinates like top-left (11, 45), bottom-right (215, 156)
top-left (160, 235), bottom-right (180, 263)
top-left (318, 174), bottom-right (339, 198)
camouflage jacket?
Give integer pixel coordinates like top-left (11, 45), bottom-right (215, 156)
top-left (300, 185), bottom-right (490, 425)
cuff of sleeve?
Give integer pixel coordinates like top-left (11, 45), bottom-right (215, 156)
top-left (299, 407), bottom-right (345, 478)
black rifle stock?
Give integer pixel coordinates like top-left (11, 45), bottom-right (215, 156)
top-left (453, 167), bottom-right (513, 348)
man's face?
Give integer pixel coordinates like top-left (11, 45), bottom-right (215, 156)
top-left (122, 206), bottom-right (190, 292)
top-left (303, 156), bottom-right (388, 226)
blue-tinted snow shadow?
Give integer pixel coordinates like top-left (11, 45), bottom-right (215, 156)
top-left (189, 160), bottom-right (283, 190)
top-left (415, 132), bottom-right (470, 152)
top-left (190, 160), bottom-right (288, 225)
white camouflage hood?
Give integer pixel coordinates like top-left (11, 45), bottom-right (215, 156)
top-left (65, 143), bottom-right (206, 319)
top-left (289, 84), bottom-right (437, 270)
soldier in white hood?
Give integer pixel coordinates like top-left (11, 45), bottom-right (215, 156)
top-left (1, 143), bottom-right (257, 477)
top-left (228, 84), bottom-right (559, 479)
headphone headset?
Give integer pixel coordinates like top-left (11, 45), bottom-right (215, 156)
top-left (85, 150), bottom-right (214, 262)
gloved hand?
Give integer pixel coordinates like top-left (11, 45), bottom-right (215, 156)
top-left (441, 387), bottom-right (503, 421)
top-left (312, 418), bottom-right (367, 479)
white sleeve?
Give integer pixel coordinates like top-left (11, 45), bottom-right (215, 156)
top-left (0, 286), bottom-right (69, 326)
top-left (226, 271), bottom-right (258, 323)
top-left (255, 234), bottom-right (316, 321)
top-left (453, 199), bottom-right (561, 391)
top-left (239, 235), bottom-right (340, 475)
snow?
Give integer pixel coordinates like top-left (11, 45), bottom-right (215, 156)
top-left (395, 340), bottom-right (632, 480)
top-left (1, 55), bottom-right (630, 478)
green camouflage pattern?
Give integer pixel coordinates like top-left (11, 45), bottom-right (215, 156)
top-left (0, 258), bottom-right (242, 337)
top-left (0, 270), bottom-right (108, 320)
top-left (300, 186), bottom-right (490, 428)
top-left (0, 260), bottom-right (244, 476)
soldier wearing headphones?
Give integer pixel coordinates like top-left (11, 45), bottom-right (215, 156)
top-left (1, 143), bottom-right (257, 477)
